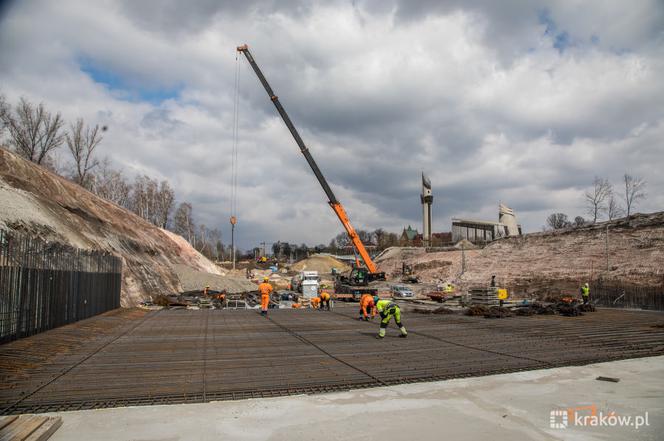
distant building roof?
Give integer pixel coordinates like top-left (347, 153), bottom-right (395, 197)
top-left (452, 218), bottom-right (505, 227)
top-left (401, 225), bottom-right (419, 241)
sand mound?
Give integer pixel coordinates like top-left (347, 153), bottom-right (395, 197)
top-left (173, 264), bottom-right (257, 294)
top-left (291, 254), bottom-right (351, 274)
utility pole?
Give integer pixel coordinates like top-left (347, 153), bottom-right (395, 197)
top-left (230, 216), bottom-right (237, 270)
top-left (605, 224), bottom-right (609, 272)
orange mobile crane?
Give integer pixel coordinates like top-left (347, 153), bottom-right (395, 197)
top-left (237, 44), bottom-right (385, 290)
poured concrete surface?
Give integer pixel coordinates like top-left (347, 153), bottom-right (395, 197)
top-left (50, 356), bottom-right (663, 441)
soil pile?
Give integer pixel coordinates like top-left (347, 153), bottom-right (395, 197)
top-left (173, 264), bottom-right (257, 294)
top-left (291, 254), bottom-right (351, 274)
top-left (376, 212), bottom-right (664, 299)
top-left (465, 305), bottom-right (488, 316)
top-left (483, 306), bottom-right (512, 318)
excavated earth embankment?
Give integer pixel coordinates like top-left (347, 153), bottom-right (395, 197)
top-left (0, 147), bottom-right (236, 306)
top-left (377, 212), bottom-right (664, 297)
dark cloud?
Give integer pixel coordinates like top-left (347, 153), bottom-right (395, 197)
top-left (0, 0), bottom-right (662, 250)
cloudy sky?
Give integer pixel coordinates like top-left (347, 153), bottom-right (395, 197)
top-left (1, 0), bottom-right (662, 249)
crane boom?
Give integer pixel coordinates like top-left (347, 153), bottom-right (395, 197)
top-left (237, 44), bottom-right (379, 274)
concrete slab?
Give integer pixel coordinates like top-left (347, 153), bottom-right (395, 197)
top-left (49, 356), bottom-right (663, 441)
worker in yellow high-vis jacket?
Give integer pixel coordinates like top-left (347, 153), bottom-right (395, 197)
top-left (374, 297), bottom-right (407, 339)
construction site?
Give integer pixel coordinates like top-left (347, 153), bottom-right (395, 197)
top-left (0, 26), bottom-right (663, 441)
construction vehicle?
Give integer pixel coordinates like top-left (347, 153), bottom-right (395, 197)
top-left (290, 271), bottom-right (320, 298)
top-left (401, 263), bottom-right (419, 283)
top-left (237, 44), bottom-right (385, 299)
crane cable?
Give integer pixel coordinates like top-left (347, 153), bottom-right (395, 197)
top-left (231, 50), bottom-right (241, 222)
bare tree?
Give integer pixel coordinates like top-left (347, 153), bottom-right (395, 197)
top-left (573, 216), bottom-right (586, 227)
top-left (173, 202), bottom-right (195, 244)
top-left (1, 97), bottom-right (64, 164)
top-left (332, 232), bottom-right (350, 249)
top-left (215, 238), bottom-right (225, 260)
top-left (91, 158), bottom-right (132, 208)
top-left (623, 174), bottom-right (646, 218)
top-left (66, 118), bottom-right (102, 189)
top-left (196, 224), bottom-right (209, 254)
top-left (0, 93), bottom-right (8, 136)
top-left (156, 180), bottom-right (175, 228)
top-left (193, 225), bottom-right (223, 259)
top-left (546, 213), bottom-right (571, 229)
top-left (585, 177), bottom-right (612, 223)
top-left (131, 175), bottom-right (161, 225)
top-left (208, 228), bottom-right (222, 260)
top-left (607, 193), bottom-right (625, 220)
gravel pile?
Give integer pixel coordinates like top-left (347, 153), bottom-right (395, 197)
top-left (291, 254), bottom-right (351, 274)
top-left (173, 264), bottom-right (257, 294)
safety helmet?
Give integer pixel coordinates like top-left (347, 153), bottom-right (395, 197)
top-left (373, 295), bottom-right (379, 304)
top-left (263, 277), bottom-right (270, 282)
top-left (584, 282), bottom-right (589, 287)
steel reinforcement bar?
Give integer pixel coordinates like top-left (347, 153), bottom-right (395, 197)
top-left (1, 306), bottom-right (663, 414)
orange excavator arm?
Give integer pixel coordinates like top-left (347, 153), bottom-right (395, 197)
top-left (238, 44), bottom-right (381, 275)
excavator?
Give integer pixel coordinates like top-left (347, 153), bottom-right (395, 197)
top-left (237, 44), bottom-right (385, 299)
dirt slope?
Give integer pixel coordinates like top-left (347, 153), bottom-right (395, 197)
top-left (0, 147), bottom-right (222, 306)
top-left (377, 212), bottom-right (664, 297)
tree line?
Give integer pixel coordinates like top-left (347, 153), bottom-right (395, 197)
top-left (546, 174), bottom-right (647, 230)
top-left (267, 228), bottom-right (401, 260)
top-left (0, 94), bottom-right (224, 260)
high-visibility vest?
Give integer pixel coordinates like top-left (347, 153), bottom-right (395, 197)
top-left (581, 286), bottom-right (590, 297)
top-left (258, 282), bottom-right (273, 296)
top-left (376, 299), bottom-right (398, 313)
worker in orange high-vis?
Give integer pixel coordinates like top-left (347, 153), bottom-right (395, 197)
top-left (258, 277), bottom-right (273, 316)
top-left (358, 293), bottom-right (376, 321)
top-left (319, 291), bottom-right (331, 310)
top-left (310, 297), bottom-right (321, 309)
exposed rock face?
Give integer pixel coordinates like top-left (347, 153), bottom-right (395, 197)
top-left (377, 212), bottom-right (664, 298)
top-left (0, 147), bottom-right (221, 306)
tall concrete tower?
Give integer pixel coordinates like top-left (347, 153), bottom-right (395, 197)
top-left (421, 173), bottom-right (433, 247)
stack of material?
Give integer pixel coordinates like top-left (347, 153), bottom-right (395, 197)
top-left (0, 415), bottom-right (62, 440)
top-left (225, 294), bottom-right (247, 309)
top-left (470, 287), bottom-right (499, 305)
